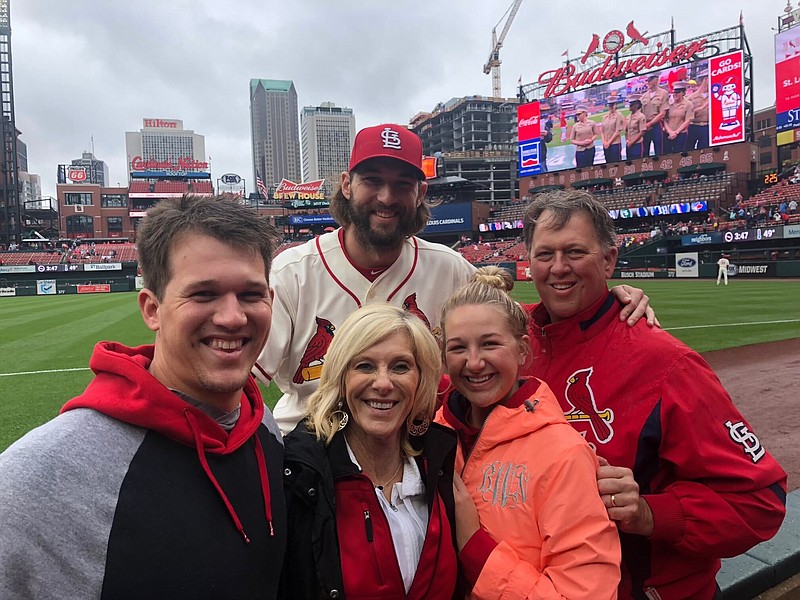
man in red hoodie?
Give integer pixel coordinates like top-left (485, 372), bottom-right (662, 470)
top-left (0, 195), bottom-right (286, 599)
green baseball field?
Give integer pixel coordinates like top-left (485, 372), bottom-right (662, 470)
top-left (1, 279), bottom-right (799, 452)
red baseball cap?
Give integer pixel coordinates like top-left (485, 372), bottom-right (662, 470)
top-left (348, 124), bottom-right (425, 179)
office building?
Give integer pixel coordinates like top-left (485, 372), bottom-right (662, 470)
top-left (124, 118), bottom-right (207, 177)
top-left (70, 151), bottom-right (110, 186)
top-left (250, 79), bottom-right (302, 195)
top-left (301, 102), bottom-right (355, 194)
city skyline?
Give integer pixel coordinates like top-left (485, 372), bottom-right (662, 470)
top-left (10, 1), bottom-right (792, 198)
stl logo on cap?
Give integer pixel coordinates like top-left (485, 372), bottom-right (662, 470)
top-left (381, 127), bottom-right (402, 150)
top-left (348, 123), bottom-right (425, 179)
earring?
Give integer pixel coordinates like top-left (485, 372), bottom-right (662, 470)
top-left (407, 415), bottom-right (430, 437)
top-left (330, 401), bottom-right (349, 431)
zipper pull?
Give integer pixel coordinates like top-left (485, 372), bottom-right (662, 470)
top-left (363, 510), bottom-right (373, 542)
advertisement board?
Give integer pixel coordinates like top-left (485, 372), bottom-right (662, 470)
top-left (84, 263), bottom-right (123, 271)
top-left (77, 284), bottom-right (111, 294)
top-left (37, 280), bottom-right (57, 295)
top-left (722, 226), bottom-right (783, 243)
top-left (527, 50), bottom-right (744, 173)
top-left (730, 264), bottom-right (776, 277)
top-left (289, 214), bottom-right (336, 226)
top-left (422, 203), bottom-right (473, 234)
top-left (675, 252), bottom-right (699, 278)
top-left (0, 286), bottom-right (15, 297)
top-left (681, 232), bottom-right (722, 246)
top-left (274, 179), bottom-right (325, 201)
top-left (517, 102), bottom-right (543, 177)
top-left (785, 224), bottom-right (800, 239)
top-left (775, 28), bottom-right (800, 142)
top-left (709, 51), bottom-right (745, 146)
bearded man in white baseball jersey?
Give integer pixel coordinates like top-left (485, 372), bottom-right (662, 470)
top-left (255, 123), bottom-right (656, 434)
top-left (254, 124), bottom-right (474, 433)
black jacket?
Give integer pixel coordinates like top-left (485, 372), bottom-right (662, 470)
top-left (279, 421), bottom-right (459, 600)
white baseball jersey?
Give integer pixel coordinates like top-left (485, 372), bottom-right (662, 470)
top-left (254, 229), bottom-right (476, 434)
top-left (717, 257), bottom-right (730, 270)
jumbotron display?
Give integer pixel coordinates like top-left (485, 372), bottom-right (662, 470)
top-left (518, 22), bottom-right (746, 177)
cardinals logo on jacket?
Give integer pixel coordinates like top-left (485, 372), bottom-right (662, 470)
top-left (564, 367), bottom-right (614, 443)
top-left (292, 317), bottom-right (335, 384)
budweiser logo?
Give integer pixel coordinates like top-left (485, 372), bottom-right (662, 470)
top-left (274, 179), bottom-right (325, 194)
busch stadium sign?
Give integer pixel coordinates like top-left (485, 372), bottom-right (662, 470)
top-left (274, 179), bottom-right (326, 201)
top-left (537, 21), bottom-right (708, 98)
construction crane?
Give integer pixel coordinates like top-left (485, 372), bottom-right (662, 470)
top-left (483, 0), bottom-right (524, 98)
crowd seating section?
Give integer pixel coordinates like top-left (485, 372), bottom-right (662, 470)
top-left (0, 251), bottom-right (63, 265)
top-left (741, 181), bottom-right (800, 224)
top-left (153, 181), bottom-right (189, 194)
top-left (274, 241), bottom-right (305, 256)
top-left (587, 172), bottom-right (738, 211)
top-left (64, 242), bottom-right (138, 263)
top-left (127, 180), bottom-right (213, 195)
top-left (190, 181), bottom-right (214, 194)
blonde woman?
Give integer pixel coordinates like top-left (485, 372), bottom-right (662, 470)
top-left (280, 303), bottom-right (461, 600)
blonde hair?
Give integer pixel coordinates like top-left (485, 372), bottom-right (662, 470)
top-left (439, 266), bottom-right (529, 355)
top-left (306, 303), bottom-right (441, 456)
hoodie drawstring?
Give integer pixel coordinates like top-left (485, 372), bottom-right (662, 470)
top-left (252, 433), bottom-right (275, 536)
top-left (185, 409), bottom-right (274, 543)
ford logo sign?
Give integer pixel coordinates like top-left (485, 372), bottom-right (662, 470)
top-left (221, 173), bottom-right (241, 185)
top-left (678, 258), bottom-right (696, 268)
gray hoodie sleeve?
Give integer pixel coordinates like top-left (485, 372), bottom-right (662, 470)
top-left (0, 409), bottom-right (145, 600)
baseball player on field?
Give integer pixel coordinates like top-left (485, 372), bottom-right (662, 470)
top-left (255, 124), bottom-right (656, 434)
top-left (717, 253), bottom-right (730, 285)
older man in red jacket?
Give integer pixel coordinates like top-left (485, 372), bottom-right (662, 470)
top-left (521, 189), bottom-right (787, 600)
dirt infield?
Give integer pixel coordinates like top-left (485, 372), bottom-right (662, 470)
top-left (702, 338), bottom-right (800, 492)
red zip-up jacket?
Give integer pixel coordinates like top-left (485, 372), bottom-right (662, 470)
top-left (524, 291), bottom-right (787, 600)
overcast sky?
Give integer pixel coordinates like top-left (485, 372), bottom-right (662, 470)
top-left (11, 0), bottom-right (790, 197)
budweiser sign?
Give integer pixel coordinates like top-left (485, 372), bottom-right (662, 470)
top-left (130, 156), bottom-right (209, 171)
top-left (274, 179), bottom-right (325, 200)
top-left (538, 23), bottom-right (708, 98)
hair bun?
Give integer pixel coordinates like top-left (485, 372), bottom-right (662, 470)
top-left (472, 266), bottom-right (514, 293)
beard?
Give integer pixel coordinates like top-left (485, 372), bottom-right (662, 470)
top-left (344, 200), bottom-right (418, 250)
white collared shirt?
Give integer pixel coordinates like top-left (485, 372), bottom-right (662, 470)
top-left (345, 442), bottom-right (429, 593)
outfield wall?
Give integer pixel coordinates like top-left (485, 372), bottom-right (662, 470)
top-left (0, 262), bottom-right (138, 297)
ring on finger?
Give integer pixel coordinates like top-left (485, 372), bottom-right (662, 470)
top-left (610, 494), bottom-right (617, 508)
